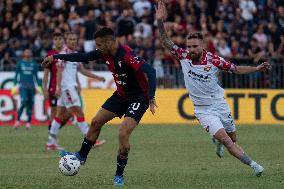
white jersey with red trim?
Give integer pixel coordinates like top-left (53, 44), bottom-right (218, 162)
top-left (57, 46), bottom-right (81, 90)
top-left (171, 45), bottom-right (237, 105)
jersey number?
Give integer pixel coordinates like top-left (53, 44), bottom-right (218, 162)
top-left (130, 103), bottom-right (140, 110)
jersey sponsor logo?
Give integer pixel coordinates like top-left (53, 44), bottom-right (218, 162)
top-left (188, 69), bottom-right (209, 82)
top-left (21, 65), bottom-right (34, 75)
top-left (23, 71), bottom-right (33, 75)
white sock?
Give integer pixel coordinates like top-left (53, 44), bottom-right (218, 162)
top-left (250, 160), bottom-right (257, 167)
top-left (77, 121), bottom-right (89, 135)
top-left (47, 135), bottom-right (57, 145)
top-left (48, 118), bottom-right (61, 144)
top-left (76, 117), bottom-right (89, 135)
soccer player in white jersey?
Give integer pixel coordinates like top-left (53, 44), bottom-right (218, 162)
top-left (46, 32), bottom-right (106, 149)
top-left (156, 0), bottom-right (271, 177)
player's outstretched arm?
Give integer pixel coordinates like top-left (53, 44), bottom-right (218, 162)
top-left (235, 62), bottom-right (271, 74)
top-left (78, 64), bottom-right (105, 82)
top-left (42, 51), bottom-right (102, 67)
top-left (156, 0), bottom-right (175, 51)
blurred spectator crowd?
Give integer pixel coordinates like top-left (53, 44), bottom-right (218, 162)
top-left (0, 0), bottom-right (284, 87)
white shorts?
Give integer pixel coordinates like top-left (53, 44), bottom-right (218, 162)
top-left (194, 99), bottom-right (236, 136)
top-left (57, 87), bottom-right (81, 108)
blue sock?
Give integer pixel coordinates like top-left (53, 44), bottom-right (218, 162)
top-left (115, 153), bottom-right (128, 177)
top-left (78, 137), bottom-right (95, 158)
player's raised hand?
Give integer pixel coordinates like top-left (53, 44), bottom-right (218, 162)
top-left (257, 62), bottom-right (272, 72)
top-left (41, 55), bottom-right (54, 68)
top-left (155, 0), bottom-right (167, 21)
top-left (149, 98), bottom-right (158, 115)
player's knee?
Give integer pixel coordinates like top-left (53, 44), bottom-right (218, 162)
top-left (54, 115), bottom-right (63, 122)
top-left (227, 132), bottom-right (237, 143)
top-left (77, 111), bottom-right (84, 118)
top-left (73, 109), bottom-right (84, 118)
top-left (220, 137), bottom-right (234, 149)
top-left (231, 135), bottom-right (237, 143)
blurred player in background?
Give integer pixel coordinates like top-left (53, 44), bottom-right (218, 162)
top-left (12, 49), bottom-right (42, 130)
top-left (43, 32), bottom-right (73, 133)
top-left (156, 0), bottom-right (270, 177)
top-left (42, 27), bottom-right (157, 186)
top-left (45, 32), bottom-right (106, 150)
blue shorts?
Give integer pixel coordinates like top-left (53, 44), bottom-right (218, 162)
top-left (102, 92), bottom-right (149, 123)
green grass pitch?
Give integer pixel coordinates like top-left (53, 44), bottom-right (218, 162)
top-left (0, 125), bottom-right (283, 189)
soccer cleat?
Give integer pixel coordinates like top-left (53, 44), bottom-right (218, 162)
top-left (45, 143), bottom-right (64, 151)
top-left (25, 123), bottom-right (31, 130)
top-left (114, 175), bottom-right (124, 187)
top-left (212, 138), bottom-right (224, 158)
top-left (59, 150), bottom-right (86, 165)
top-left (251, 161), bottom-right (264, 177)
top-left (13, 121), bottom-right (20, 129)
top-left (93, 139), bottom-right (106, 148)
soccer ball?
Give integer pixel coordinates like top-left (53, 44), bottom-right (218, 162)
top-left (58, 155), bottom-right (81, 176)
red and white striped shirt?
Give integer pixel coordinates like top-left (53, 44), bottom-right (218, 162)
top-left (171, 45), bottom-right (236, 105)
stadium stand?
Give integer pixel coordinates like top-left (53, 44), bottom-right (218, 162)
top-left (0, 0), bottom-right (284, 88)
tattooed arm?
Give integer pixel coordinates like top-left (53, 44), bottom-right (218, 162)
top-left (156, 1), bottom-right (175, 50)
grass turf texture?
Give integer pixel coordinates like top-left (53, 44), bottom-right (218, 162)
top-left (0, 125), bottom-right (283, 189)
